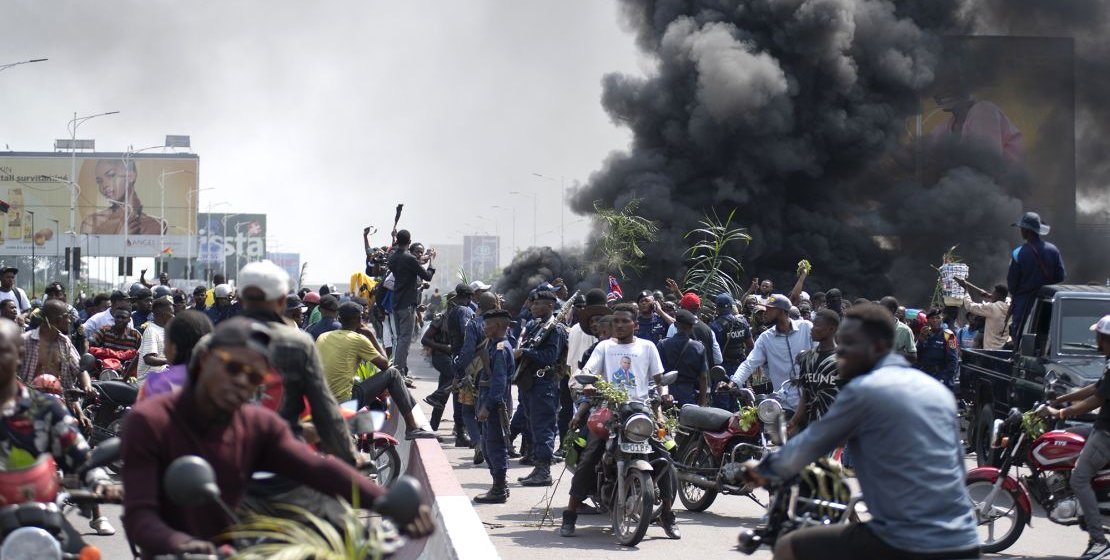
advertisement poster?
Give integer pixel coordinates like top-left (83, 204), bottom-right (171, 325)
top-left (267, 251), bottom-right (301, 291)
top-left (0, 152), bottom-right (199, 257)
top-left (197, 212), bottom-right (267, 278)
top-left (463, 235), bottom-right (499, 282)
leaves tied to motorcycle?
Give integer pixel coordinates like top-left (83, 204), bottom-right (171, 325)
top-left (593, 379), bottom-right (630, 406)
top-left (736, 406), bottom-right (759, 433)
top-left (799, 457), bottom-right (852, 522)
top-left (1021, 410), bottom-right (1047, 439)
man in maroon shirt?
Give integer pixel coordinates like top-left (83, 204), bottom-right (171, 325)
top-left (121, 318), bottom-right (433, 557)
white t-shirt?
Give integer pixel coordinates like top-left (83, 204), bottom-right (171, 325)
top-left (583, 337), bottom-right (664, 402)
top-left (137, 322), bottom-right (167, 378)
top-left (0, 287), bottom-right (30, 313)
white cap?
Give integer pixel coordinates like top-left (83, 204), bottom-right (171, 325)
top-left (1091, 314), bottom-right (1110, 336)
top-left (470, 280), bottom-right (492, 291)
top-left (238, 260), bottom-right (290, 301)
top-left (213, 284), bottom-right (233, 298)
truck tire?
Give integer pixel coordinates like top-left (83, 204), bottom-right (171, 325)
top-left (974, 403), bottom-right (997, 468)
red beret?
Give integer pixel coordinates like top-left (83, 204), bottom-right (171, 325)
top-left (679, 292), bottom-right (701, 311)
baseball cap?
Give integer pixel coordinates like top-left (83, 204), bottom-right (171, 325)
top-left (674, 309), bottom-right (697, 326)
top-left (534, 290), bottom-right (557, 302)
top-left (679, 292), bottom-right (701, 311)
top-left (303, 291), bottom-right (321, 305)
top-left (0, 267), bottom-right (17, 275)
top-left (213, 284), bottom-right (233, 299)
top-left (238, 260), bottom-right (290, 301)
top-left (766, 294), bottom-right (792, 312)
top-left (714, 293), bottom-right (735, 308)
top-left (454, 282), bottom-right (474, 297)
top-left (319, 294), bottom-right (339, 311)
top-left (337, 301), bottom-right (363, 321)
top-left (285, 294), bottom-right (305, 312)
top-left (470, 280), bottom-right (492, 292)
top-left (1091, 315), bottom-right (1110, 336)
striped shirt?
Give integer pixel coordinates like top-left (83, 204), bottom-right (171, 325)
top-left (89, 325), bottom-right (143, 352)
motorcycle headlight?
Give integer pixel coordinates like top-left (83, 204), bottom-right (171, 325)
top-left (623, 414), bottom-right (655, 443)
top-left (990, 419), bottom-right (1005, 448)
top-left (757, 399), bottom-right (783, 424)
top-left (0, 527), bottom-right (62, 560)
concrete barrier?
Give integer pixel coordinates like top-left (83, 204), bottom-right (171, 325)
top-left (387, 401), bottom-right (500, 560)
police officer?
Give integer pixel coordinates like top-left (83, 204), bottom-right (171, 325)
top-left (916, 307), bottom-right (958, 390)
top-left (658, 310), bottom-right (707, 406)
top-left (474, 309), bottom-right (515, 503)
top-left (636, 290), bottom-right (673, 343)
top-left (709, 293), bottom-right (754, 411)
top-left (513, 290), bottom-right (567, 487)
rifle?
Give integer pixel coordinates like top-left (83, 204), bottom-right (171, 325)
top-left (511, 291), bottom-right (579, 383)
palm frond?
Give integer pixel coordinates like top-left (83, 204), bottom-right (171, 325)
top-left (225, 501), bottom-right (383, 560)
top-left (591, 198), bottom-right (659, 276)
top-left (681, 209), bottom-right (751, 298)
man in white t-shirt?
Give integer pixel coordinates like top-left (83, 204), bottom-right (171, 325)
top-left (0, 267), bottom-right (30, 315)
top-left (562, 303), bottom-right (679, 540)
top-left (137, 298), bottom-right (174, 380)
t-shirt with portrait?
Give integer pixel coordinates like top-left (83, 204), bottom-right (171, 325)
top-left (583, 338), bottom-right (664, 402)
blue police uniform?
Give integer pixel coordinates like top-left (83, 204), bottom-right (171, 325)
top-left (515, 316), bottom-right (567, 466)
top-left (710, 313), bottom-right (752, 411)
top-left (657, 333), bottom-right (707, 406)
top-left (637, 313), bottom-right (668, 344)
top-left (916, 329), bottom-right (959, 389)
top-left (453, 312), bottom-right (484, 444)
top-left (479, 337), bottom-right (514, 479)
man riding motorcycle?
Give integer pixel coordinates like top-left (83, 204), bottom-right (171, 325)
top-left (1043, 314), bottom-right (1110, 560)
top-left (741, 304), bottom-right (979, 560)
top-left (120, 318), bottom-right (435, 558)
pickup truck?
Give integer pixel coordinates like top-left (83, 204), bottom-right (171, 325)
top-left (962, 284), bottom-right (1110, 465)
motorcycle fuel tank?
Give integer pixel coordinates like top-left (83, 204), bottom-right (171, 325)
top-left (1028, 430), bottom-right (1085, 471)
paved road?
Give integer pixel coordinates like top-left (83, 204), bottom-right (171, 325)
top-left (74, 351), bottom-right (1086, 559)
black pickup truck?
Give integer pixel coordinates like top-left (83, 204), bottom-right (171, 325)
top-left (962, 284), bottom-right (1110, 465)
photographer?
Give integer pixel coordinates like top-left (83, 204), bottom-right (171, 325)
top-left (387, 229), bottom-right (435, 380)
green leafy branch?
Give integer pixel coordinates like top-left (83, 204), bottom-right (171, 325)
top-left (682, 209), bottom-right (751, 298)
top-left (593, 199), bottom-right (659, 277)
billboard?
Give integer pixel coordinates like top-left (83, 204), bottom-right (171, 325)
top-left (267, 252), bottom-right (301, 291)
top-left (463, 235), bottom-right (499, 282)
top-left (0, 152), bottom-right (199, 257)
top-left (197, 213), bottom-right (267, 279)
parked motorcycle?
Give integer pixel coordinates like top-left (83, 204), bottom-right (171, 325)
top-left (966, 403), bottom-right (1101, 553)
top-left (672, 387), bottom-right (772, 512)
top-left (568, 371), bottom-right (679, 547)
top-left (341, 399), bottom-right (402, 486)
top-left (0, 438), bottom-right (122, 560)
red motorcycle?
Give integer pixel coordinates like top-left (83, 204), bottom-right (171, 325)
top-left (966, 403), bottom-right (1104, 553)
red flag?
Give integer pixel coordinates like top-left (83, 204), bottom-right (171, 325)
top-left (607, 275), bottom-right (623, 302)
top-left (247, 221), bottom-right (262, 236)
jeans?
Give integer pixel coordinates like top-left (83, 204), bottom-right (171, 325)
top-left (354, 368), bottom-right (415, 422)
top-left (478, 389), bottom-right (509, 478)
top-left (392, 306), bottom-right (416, 373)
top-left (428, 353), bottom-right (454, 431)
top-left (521, 377), bottom-right (559, 464)
top-left (1073, 428), bottom-right (1110, 539)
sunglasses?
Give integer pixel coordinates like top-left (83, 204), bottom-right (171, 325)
top-left (212, 349), bottom-right (270, 385)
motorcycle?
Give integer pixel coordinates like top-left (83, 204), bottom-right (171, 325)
top-left (734, 400), bottom-right (859, 555)
top-left (672, 387), bottom-right (782, 512)
top-left (966, 402), bottom-right (1101, 554)
top-left (0, 438), bottom-right (122, 560)
top-left (340, 399), bottom-right (402, 486)
top-left (568, 370), bottom-right (678, 547)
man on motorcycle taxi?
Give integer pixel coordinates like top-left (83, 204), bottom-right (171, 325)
top-left (1044, 314), bottom-right (1110, 560)
top-left (742, 304), bottom-right (979, 560)
top-left (0, 318), bottom-right (121, 535)
top-left (120, 318), bottom-right (435, 558)
top-left (560, 303), bottom-right (680, 540)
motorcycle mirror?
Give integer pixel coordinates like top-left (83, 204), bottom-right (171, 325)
top-left (79, 353), bottom-right (96, 371)
top-left (574, 373), bottom-right (599, 387)
top-left (348, 410), bottom-right (385, 435)
top-left (373, 475), bottom-right (423, 525)
top-left (657, 371), bottom-right (679, 387)
top-left (164, 455), bottom-right (222, 507)
top-left (736, 388), bottom-right (756, 406)
top-left (81, 438), bottom-right (122, 475)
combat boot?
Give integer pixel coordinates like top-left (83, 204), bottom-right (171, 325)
top-left (474, 478), bottom-right (510, 504)
top-left (560, 510), bottom-right (577, 537)
top-left (519, 463), bottom-right (553, 486)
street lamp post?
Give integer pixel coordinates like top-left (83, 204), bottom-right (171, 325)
top-left (50, 219), bottom-right (59, 274)
top-left (508, 191), bottom-right (537, 249)
top-left (491, 205), bottom-right (516, 258)
top-left (26, 210), bottom-right (35, 298)
top-left (532, 172), bottom-right (566, 252)
top-left (205, 203), bottom-right (230, 282)
top-left (186, 187), bottom-right (215, 281)
top-left (157, 169), bottom-right (186, 275)
top-left (62, 110), bottom-right (119, 295)
top-left (0, 58), bottom-right (47, 74)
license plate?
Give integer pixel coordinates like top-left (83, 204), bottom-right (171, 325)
top-left (620, 441), bottom-right (651, 454)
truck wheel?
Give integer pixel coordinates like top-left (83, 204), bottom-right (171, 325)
top-left (974, 403), bottom-right (997, 468)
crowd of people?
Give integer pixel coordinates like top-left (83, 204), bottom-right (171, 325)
top-left (2, 209), bottom-right (1106, 560)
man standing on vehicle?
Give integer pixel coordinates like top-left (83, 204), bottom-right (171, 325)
top-left (473, 309), bottom-right (516, 504)
top-left (743, 304), bottom-right (980, 560)
top-left (1045, 314), bottom-right (1110, 559)
top-left (1007, 211), bottom-right (1065, 340)
top-left (958, 280), bottom-right (1011, 351)
top-left (916, 307), bottom-right (959, 391)
top-left (387, 230), bottom-right (436, 382)
top-left (514, 290), bottom-right (567, 487)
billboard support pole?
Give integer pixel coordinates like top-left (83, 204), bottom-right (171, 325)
top-left (67, 110), bottom-right (119, 298)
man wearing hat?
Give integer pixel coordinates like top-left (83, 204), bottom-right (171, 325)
top-left (449, 291), bottom-right (502, 456)
top-left (729, 294), bottom-right (814, 407)
top-left (284, 294), bottom-right (307, 327)
top-left (302, 291), bottom-right (322, 328)
top-left (635, 290), bottom-right (672, 344)
top-left (205, 284), bottom-right (240, 326)
top-left (1042, 315), bottom-right (1110, 558)
top-left (473, 309), bottom-right (516, 504)
top-left (0, 266), bottom-right (30, 315)
top-left (513, 289), bottom-right (567, 487)
top-left (658, 309), bottom-right (708, 406)
top-left (307, 295), bottom-right (342, 340)
top-left (1007, 211), bottom-right (1065, 340)
top-left (666, 292), bottom-right (723, 371)
top-left (83, 289), bottom-right (133, 333)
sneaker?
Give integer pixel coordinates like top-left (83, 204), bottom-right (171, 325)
top-left (1082, 538), bottom-right (1110, 560)
top-left (405, 428), bottom-right (438, 440)
top-left (423, 394), bottom-right (446, 409)
top-left (473, 447), bottom-right (485, 465)
top-left (90, 516), bottom-right (116, 536)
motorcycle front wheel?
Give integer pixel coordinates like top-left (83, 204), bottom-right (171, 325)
top-left (966, 479), bottom-right (1028, 553)
top-left (362, 440), bottom-right (402, 486)
top-left (678, 444), bottom-right (718, 512)
top-left (612, 469), bottom-right (655, 547)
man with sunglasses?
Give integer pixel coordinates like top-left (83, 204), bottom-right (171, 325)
top-left (122, 318), bottom-right (435, 557)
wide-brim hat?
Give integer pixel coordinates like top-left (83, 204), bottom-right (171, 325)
top-left (578, 304), bottom-right (613, 337)
top-left (1012, 211), bottom-right (1050, 235)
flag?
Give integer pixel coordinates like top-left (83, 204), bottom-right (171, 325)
top-left (607, 275), bottom-right (623, 302)
top-left (247, 221), bottom-right (262, 236)
top-left (161, 247), bottom-right (173, 256)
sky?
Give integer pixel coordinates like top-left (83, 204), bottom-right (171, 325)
top-left (0, 1), bottom-right (643, 285)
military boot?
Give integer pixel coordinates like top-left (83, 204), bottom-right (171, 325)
top-left (474, 478), bottom-right (510, 504)
top-left (519, 463), bottom-right (553, 486)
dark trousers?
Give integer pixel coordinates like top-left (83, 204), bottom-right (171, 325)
top-left (569, 432), bottom-right (606, 500)
top-left (670, 379), bottom-right (699, 407)
top-left (478, 389), bottom-right (509, 479)
top-left (510, 390), bottom-right (530, 449)
top-left (557, 375), bottom-right (573, 446)
top-left (785, 522), bottom-right (979, 560)
top-left (713, 360), bottom-right (742, 411)
top-left (520, 377), bottom-right (559, 464)
top-left (354, 367), bottom-right (415, 419)
top-left (429, 353), bottom-right (454, 431)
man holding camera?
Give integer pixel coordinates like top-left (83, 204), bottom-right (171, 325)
top-left (387, 229), bottom-right (435, 380)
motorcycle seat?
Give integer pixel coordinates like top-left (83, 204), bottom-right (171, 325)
top-left (95, 380), bottom-right (138, 406)
top-left (679, 405), bottom-right (733, 432)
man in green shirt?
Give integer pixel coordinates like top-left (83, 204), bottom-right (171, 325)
top-left (881, 296), bottom-right (917, 361)
top-left (316, 302), bottom-right (434, 440)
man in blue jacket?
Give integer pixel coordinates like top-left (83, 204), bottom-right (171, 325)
top-left (1007, 211), bottom-right (1065, 340)
top-left (473, 310), bottom-right (515, 503)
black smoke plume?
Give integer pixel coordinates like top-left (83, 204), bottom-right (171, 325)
top-left (494, 247), bottom-right (584, 316)
top-left (567, 0), bottom-right (1108, 302)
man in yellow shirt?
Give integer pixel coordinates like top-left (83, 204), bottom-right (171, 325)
top-left (316, 302), bottom-right (435, 440)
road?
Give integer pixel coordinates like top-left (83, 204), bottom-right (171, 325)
top-left (73, 350), bottom-right (1086, 559)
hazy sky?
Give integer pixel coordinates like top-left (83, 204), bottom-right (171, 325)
top-left (1, 1), bottom-right (642, 284)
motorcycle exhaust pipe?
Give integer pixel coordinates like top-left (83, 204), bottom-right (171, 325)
top-left (677, 470), bottom-right (718, 491)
